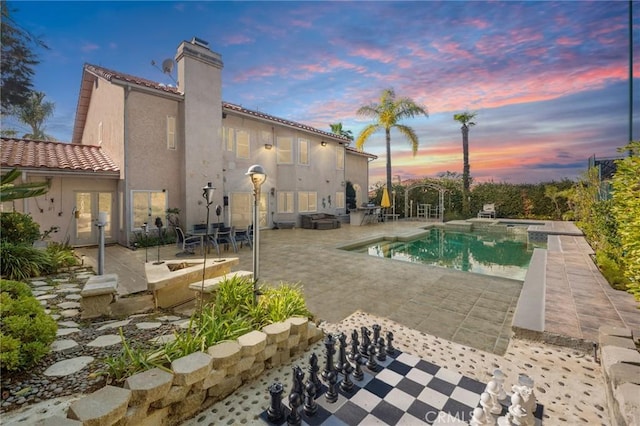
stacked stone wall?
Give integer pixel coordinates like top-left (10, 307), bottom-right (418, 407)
top-left (57, 317), bottom-right (322, 425)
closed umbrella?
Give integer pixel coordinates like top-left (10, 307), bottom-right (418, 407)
top-left (381, 187), bottom-right (391, 208)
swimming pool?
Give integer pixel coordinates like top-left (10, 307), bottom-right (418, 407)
top-left (346, 228), bottom-right (545, 281)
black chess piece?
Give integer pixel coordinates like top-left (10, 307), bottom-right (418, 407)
top-left (359, 326), bottom-right (371, 356)
top-left (335, 332), bottom-right (348, 374)
top-left (287, 389), bottom-right (302, 426)
top-left (372, 324), bottom-right (381, 344)
top-left (325, 370), bottom-right (338, 403)
top-left (386, 331), bottom-right (396, 355)
top-left (267, 382), bottom-right (285, 422)
top-left (376, 336), bottom-right (387, 362)
top-left (366, 344), bottom-right (378, 371)
top-left (291, 365), bottom-right (304, 396)
top-left (303, 380), bottom-right (318, 416)
top-left (348, 329), bottom-right (359, 361)
top-left (340, 360), bottom-right (354, 393)
top-left (352, 352), bottom-right (364, 381)
top-left (307, 352), bottom-right (321, 397)
top-left (322, 334), bottom-right (336, 382)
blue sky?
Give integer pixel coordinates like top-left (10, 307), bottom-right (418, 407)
top-left (6, 1), bottom-right (640, 184)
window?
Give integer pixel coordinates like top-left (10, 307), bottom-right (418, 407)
top-left (131, 190), bottom-right (167, 230)
top-left (298, 191), bottom-right (317, 213)
top-left (230, 192), bottom-right (267, 227)
top-left (335, 191), bottom-right (345, 209)
top-left (277, 136), bottom-right (293, 164)
top-left (277, 191), bottom-right (294, 213)
top-left (223, 127), bottom-right (235, 151)
top-left (236, 130), bottom-right (250, 159)
top-left (98, 122), bottom-right (103, 145)
top-left (298, 138), bottom-right (309, 165)
top-left (336, 145), bottom-right (344, 170)
top-left (167, 116), bottom-right (176, 150)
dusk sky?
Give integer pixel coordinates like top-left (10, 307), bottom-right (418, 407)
top-left (5, 1), bottom-right (639, 184)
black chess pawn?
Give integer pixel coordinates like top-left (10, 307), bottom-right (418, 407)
top-left (267, 382), bottom-right (285, 422)
top-left (303, 380), bottom-right (318, 417)
top-left (366, 344), bottom-right (378, 371)
top-left (335, 332), bottom-right (348, 374)
top-left (351, 352), bottom-right (364, 381)
top-left (386, 331), bottom-right (396, 355)
top-left (325, 370), bottom-right (338, 403)
top-left (322, 334), bottom-right (336, 382)
top-left (287, 390), bottom-right (302, 426)
top-left (348, 329), bottom-right (359, 361)
top-left (359, 326), bottom-right (371, 356)
top-left (340, 360), bottom-right (354, 393)
top-left (307, 353), bottom-right (321, 397)
top-left (376, 337), bottom-right (387, 362)
top-left (372, 324), bottom-right (381, 343)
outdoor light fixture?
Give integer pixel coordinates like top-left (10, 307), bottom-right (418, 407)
top-left (321, 141), bottom-right (327, 146)
top-left (264, 143), bottom-right (273, 150)
top-left (246, 164), bottom-right (267, 304)
top-left (202, 182), bottom-right (215, 205)
top-left (200, 182), bottom-right (216, 313)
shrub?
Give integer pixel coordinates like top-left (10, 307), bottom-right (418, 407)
top-left (0, 280), bottom-right (57, 371)
top-left (0, 212), bottom-right (40, 245)
top-left (43, 242), bottom-right (79, 274)
top-left (0, 242), bottom-right (49, 281)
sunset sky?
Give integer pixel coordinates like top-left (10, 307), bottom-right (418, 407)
top-left (6, 1), bottom-right (639, 184)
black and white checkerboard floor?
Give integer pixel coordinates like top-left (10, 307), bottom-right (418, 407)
top-left (261, 349), bottom-right (543, 425)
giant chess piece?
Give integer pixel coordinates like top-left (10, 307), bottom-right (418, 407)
top-left (351, 351), bottom-right (364, 381)
top-left (376, 336), bottom-right (386, 362)
top-left (372, 324), bottom-right (381, 344)
top-left (485, 380), bottom-right (503, 415)
top-left (335, 332), bottom-right (348, 374)
top-left (470, 406), bottom-right (491, 426)
top-left (349, 329), bottom-right (359, 362)
top-left (385, 331), bottom-right (396, 355)
top-left (505, 391), bottom-right (528, 426)
top-left (303, 379), bottom-right (318, 417)
top-left (492, 369), bottom-right (508, 401)
top-left (340, 359), bottom-right (354, 393)
top-left (266, 382), bottom-right (285, 422)
top-left (307, 353), bottom-right (321, 397)
top-left (517, 374), bottom-right (536, 419)
top-left (366, 344), bottom-right (379, 371)
top-left (287, 389), bottom-right (302, 426)
top-left (359, 326), bottom-right (371, 356)
top-left (322, 334), bottom-right (336, 383)
top-left (325, 370), bottom-right (338, 403)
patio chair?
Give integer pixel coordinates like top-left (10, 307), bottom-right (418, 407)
top-left (206, 227), bottom-right (220, 256)
top-left (175, 227), bottom-right (202, 254)
top-left (215, 226), bottom-right (238, 253)
top-left (478, 203), bottom-right (496, 218)
top-left (234, 225), bottom-right (252, 249)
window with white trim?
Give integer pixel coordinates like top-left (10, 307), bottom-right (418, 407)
top-left (277, 136), bottom-right (293, 164)
top-left (335, 191), bottom-right (345, 209)
top-left (277, 191), bottom-right (294, 213)
top-left (167, 116), bottom-right (176, 150)
top-left (298, 191), bottom-right (317, 213)
top-left (236, 130), bottom-right (250, 159)
top-left (223, 127), bottom-right (235, 151)
top-left (131, 190), bottom-right (167, 230)
top-left (298, 138), bottom-right (309, 165)
top-left (336, 145), bottom-right (344, 170)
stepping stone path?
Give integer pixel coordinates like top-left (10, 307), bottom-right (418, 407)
top-left (135, 322), bottom-right (162, 330)
top-left (51, 340), bottom-right (80, 353)
top-left (56, 328), bottom-right (80, 337)
top-left (87, 335), bottom-right (122, 347)
top-left (97, 319), bottom-right (131, 331)
top-left (43, 356), bottom-right (94, 377)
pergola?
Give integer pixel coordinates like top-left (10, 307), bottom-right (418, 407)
top-left (403, 182), bottom-right (447, 222)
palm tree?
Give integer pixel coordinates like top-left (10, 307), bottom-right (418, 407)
top-left (355, 88), bottom-right (428, 196)
top-left (17, 91), bottom-right (55, 140)
top-left (329, 122), bottom-right (354, 141)
top-left (453, 111), bottom-right (477, 216)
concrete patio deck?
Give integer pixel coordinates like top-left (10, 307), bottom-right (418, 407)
top-left (76, 220), bottom-right (639, 355)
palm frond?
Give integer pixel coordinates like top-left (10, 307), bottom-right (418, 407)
top-left (355, 124), bottom-right (380, 150)
top-left (394, 124), bottom-right (420, 156)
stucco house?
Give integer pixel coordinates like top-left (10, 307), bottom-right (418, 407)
top-left (1, 37), bottom-right (376, 247)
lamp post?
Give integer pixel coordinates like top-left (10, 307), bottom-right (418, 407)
top-left (142, 222), bottom-right (148, 263)
top-left (246, 164), bottom-right (267, 304)
top-left (153, 217), bottom-right (164, 265)
top-left (200, 182), bottom-right (216, 313)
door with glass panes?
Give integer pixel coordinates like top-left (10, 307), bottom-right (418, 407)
top-left (75, 192), bottom-right (113, 246)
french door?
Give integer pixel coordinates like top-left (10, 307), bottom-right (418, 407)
top-left (75, 192), bottom-right (113, 245)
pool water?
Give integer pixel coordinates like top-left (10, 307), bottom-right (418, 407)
top-left (350, 228), bottom-right (545, 281)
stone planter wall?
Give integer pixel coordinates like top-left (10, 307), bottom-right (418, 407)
top-left (598, 326), bottom-right (640, 426)
top-left (54, 317), bottom-right (323, 426)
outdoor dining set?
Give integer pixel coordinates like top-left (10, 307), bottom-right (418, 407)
top-left (176, 223), bottom-right (252, 255)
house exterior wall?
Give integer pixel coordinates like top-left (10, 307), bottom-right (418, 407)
top-left (345, 151), bottom-right (370, 207)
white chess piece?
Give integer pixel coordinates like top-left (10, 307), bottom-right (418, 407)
top-left (518, 374), bottom-right (536, 417)
top-left (479, 392), bottom-right (497, 424)
top-left (492, 369), bottom-right (508, 401)
top-left (508, 391), bottom-right (529, 425)
top-left (486, 380), bottom-right (503, 415)
top-left (470, 406), bottom-right (492, 426)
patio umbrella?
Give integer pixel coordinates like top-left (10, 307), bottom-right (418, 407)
top-left (381, 187), bottom-right (391, 208)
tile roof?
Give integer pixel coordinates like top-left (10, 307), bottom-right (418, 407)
top-left (1, 138), bottom-right (119, 174)
top-left (84, 64), bottom-right (181, 95)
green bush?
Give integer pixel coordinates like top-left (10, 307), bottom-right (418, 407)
top-left (0, 280), bottom-right (57, 371)
top-left (0, 212), bottom-right (40, 245)
top-left (0, 242), bottom-right (49, 281)
top-left (43, 242), bottom-right (79, 274)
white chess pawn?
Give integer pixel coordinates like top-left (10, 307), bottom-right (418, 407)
top-left (485, 380), bottom-right (503, 415)
top-left (518, 374), bottom-right (536, 416)
top-left (492, 369), bottom-right (508, 401)
top-left (479, 393), bottom-right (498, 426)
top-left (470, 406), bottom-right (492, 426)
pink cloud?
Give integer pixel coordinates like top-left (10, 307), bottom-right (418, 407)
top-left (223, 34), bottom-right (255, 46)
top-left (349, 46), bottom-right (395, 64)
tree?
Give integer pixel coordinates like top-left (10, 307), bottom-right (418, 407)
top-left (0, 168), bottom-right (50, 202)
top-left (453, 111), bottom-right (477, 216)
top-left (329, 122), bottom-right (354, 141)
top-left (17, 91), bottom-right (55, 140)
top-left (355, 88), bottom-right (428, 196)
top-left (0, 1), bottom-right (48, 114)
